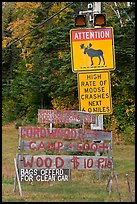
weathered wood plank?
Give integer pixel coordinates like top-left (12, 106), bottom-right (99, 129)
top-left (19, 127), bottom-right (112, 141)
top-left (17, 154), bottom-right (112, 170)
top-left (38, 109), bottom-right (96, 124)
top-left (18, 140), bottom-right (111, 153)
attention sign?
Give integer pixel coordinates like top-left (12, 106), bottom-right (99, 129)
top-left (70, 27), bottom-right (115, 72)
top-left (78, 71), bottom-right (112, 114)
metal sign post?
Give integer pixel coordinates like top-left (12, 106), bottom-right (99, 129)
top-left (72, 2), bottom-right (106, 130)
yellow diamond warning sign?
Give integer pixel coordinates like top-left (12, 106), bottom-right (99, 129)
top-left (78, 71), bottom-right (112, 114)
top-left (70, 27), bottom-right (115, 73)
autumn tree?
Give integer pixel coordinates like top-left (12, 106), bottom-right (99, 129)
top-left (2, 2), bottom-right (135, 144)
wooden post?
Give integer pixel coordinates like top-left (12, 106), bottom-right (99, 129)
top-left (97, 164), bottom-right (102, 180)
top-left (50, 122), bottom-right (52, 133)
top-left (69, 169), bottom-right (71, 179)
top-left (50, 113), bottom-right (53, 133)
top-left (107, 170), bottom-right (113, 194)
top-left (106, 157), bottom-right (114, 194)
top-left (126, 173), bottom-right (133, 202)
top-left (114, 171), bottom-right (121, 202)
top-left (14, 158), bottom-right (23, 197)
top-left (13, 153), bottom-right (19, 192)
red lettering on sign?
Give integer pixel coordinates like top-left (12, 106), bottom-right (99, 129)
top-left (62, 128), bottom-right (70, 139)
top-left (39, 127), bottom-right (46, 138)
top-left (29, 141), bottom-right (36, 150)
top-left (38, 109), bottom-right (95, 124)
top-left (27, 127), bottom-right (33, 138)
top-left (77, 142), bottom-right (83, 152)
top-left (83, 142), bottom-right (90, 152)
top-left (71, 129), bottom-right (76, 139)
top-left (21, 127), bottom-right (32, 138)
top-left (21, 127), bottom-right (26, 138)
top-left (84, 158), bottom-right (94, 168)
top-left (47, 142), bottom-right (56, 151)
top-left (58, 142), bottom-right (63, 151)
top-left (55, 157), bottom-right (64, 168)
top-left (99, 142), bottom-right (108, 152)
top-left (71, 28), bottom-right (112, 41)
top-left (23, 156), bottom-right (34, 167)
top-left (91, 142), bottom-right (98, 153)
top-left (37, 141), bottom-right (47, 151)
top-left (36, 157), bottom-right (44, 167)
top-left (44, 158), bottom-right (52, 168)
top-left (107, 160), bottom-right (112, 168)
top-left (97, 158), bottom-right (112, 169)
top-left (47, 128), bottom-right (58, 139)
top-left (20, 127), bottom-right (112, 140)
top-left (98, 158), bottom-right (105, 168)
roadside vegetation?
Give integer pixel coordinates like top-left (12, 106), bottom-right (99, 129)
top-left (2, 123), bottom-right (135, 202)
top-left (2, 2), bottom-right (135, 202)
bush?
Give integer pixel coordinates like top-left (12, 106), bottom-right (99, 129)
top-left (121, 125), bottom-right (135, 145)
top-left (2, 100), bottom-right (18, 125)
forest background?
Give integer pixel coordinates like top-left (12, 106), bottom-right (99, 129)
top-left (2, 2), bottom-right (135, 144)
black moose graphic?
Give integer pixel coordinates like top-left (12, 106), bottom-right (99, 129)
top-left (80, 43), bottom-right (105, 66)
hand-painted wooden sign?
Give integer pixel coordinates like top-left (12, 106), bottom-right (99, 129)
top-left (14, 108), bottom-right (113, 195)
top-left (19, 140), bottom-right (111, 153)
top-left (70, 27), bottom-right (115, 72)
top-left (18, 127), bottom-right (112, 154)
top-left (38, 109), bottom-right (96, 124)
top-left (19, 127), bottom-right (112, 140)
top-left (17, 154), bottom-right (112, 170)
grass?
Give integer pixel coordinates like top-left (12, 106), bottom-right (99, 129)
top-left (2, 123), bottom-right (135, 202)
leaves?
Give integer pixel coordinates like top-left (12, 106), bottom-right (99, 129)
top-left (2, 2), bottom-right (135, 137)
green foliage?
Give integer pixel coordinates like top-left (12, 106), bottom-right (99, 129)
top-left (2, 100), bottom-right (18, 125)
top-left (69, 151), bottom-right (95, 156)
top-left (2, 178), bottom-right (14, 185)
top-left (2, 3), bottom-right (135, 143)
top-left (104, 3), bottom-right (135, 140)
top-left (121, 125), bottom-right (135, 145)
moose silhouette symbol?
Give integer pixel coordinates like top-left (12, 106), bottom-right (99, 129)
top-left (80, 43), bottom-right (105, 66)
